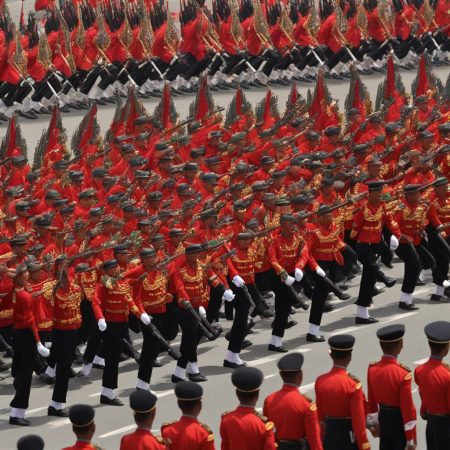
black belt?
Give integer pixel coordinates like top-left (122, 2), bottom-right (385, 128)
top-left (277, 439), bottom-right (308, 450)
top-left (379, 404), bottom-right (400, 411)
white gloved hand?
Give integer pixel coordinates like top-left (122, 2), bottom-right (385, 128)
top-left (295, 268), bottom-right (304, 282)
top-left (284, 275), bottom-right (295, 286)
top-left (443, 280), bottom-right (450, 288)
top-left (199, 306), bottom-right (207, 318)
top-left (222, 289), bottom-right (235, 302)
top-left (140, 312), bottom-right (151, 325)
top-left (316, 267), bottom-right (326, 278)
top-left (37, 342), bottom-right (50, 357)
top-left (232, 275), bottom-right (245, 288)
top-left (98, 318), bottom-right (107, 331)
top-left (390, 235), bottom-right (399, 251)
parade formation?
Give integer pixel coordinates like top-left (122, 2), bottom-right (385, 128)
top-left (0, 0), bottom-right (450, 448)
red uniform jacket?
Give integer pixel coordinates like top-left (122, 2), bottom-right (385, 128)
top-left (315, 367), bottom-right (370, 450)
top-left (161, 416), bottom-right (216, 450)
top-left (12, 287), bottom-right (40, 342)
top-left (220, 406), bottom-right (276, 450)
top-left (120, 428), bottom-right (169, 450)
top-left (367, 355), bottom-right (417, 441)
top-left (263, 384), bottom-right (323, 450)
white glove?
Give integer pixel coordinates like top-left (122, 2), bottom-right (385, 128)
top-left (222, 289), bottom-right (235, 302)
top-left (140, 312), bottom-right (151, 325)
top-left (232, 275), bottom-right (245, 288)
top-left (199, 306), bottom-right (207, 318)
top-left (284, 275), bottom-right (295, 286)
top-left (316, 267), bottom-right (326, 278)
top-left (390, 235), bottom-right (399, 251)
top-left (443, 280), bottom-right (450, 288)
top-left (295, 268), bottom-right (304, 282)
top-left (37, 342), bottom-right (50, 357)
top-left (98, 318), bottom-right (107, 332)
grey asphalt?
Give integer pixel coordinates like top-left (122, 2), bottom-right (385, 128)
top-left (1, 1), bottom-right (450, 449)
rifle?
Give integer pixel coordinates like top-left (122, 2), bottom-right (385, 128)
top-left (180, 300), bottom-right (221, 341)
top-left (142, 322), bottom-right (181, 360)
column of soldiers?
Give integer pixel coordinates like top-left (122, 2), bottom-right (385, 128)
top-left (1, 0), bottom-right (450, 119)
top-left (0, 36), bottom-right (448, 444)
top-left (13, 321), bottom-right (450, 449)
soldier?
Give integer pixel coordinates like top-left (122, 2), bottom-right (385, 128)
top-left (315, 334), bottom-right (371, 450)
top-left (62, 404), bottom-right (99, 450)
top-left (263, 352), bottom-right (323, 450)
top-left (350, 182), bottom-right (402, 324)
top-left (414, 321), bottom-right (450, 450)
top-left (17, 435), bottom-right (45, 450)
top-left (9, 263), bottom-right (50, 426)
top-left (92, 259), bottom-right (150, 405)
top-left (220, 366), bottom-right (276, 450)
top-left (161, 381), bottom-right (215, 449)
top-left (366, 324), bottom-right (417, 450)
top-left (120, 390), bottom-right (170, 450)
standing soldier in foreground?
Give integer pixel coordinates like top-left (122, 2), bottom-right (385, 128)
top-left (120, 390), bottom-right (170, 450)
top-left (366, 324), bottom-right (417, 450)
top-left (220, 366), bottom-right (276, 450)
top-left (414, 321), bottom-right (450, 450)
top-left (314, 335), bottom-right (371, 450)
top-left (161, 381), bottom-right (215, 449)
top-left (263, 352), bottom-right (323, 450)
top-left (62, 404), bottom-right (99, 450)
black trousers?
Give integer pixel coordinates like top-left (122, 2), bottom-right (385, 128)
top-left (426, 414), bottom-right (450, 450)
top-left (227, 282), bottom-right (257, 353)
top-left (10, 328), bottom-right (37, 409)
top-left (272, 271), bottom-right (298, 338)
top-left (78, 299), bottom-right (96, 345)
top-left (83, 326), bottom-right (104, 364)
top-left (34, 330), bottom-right (51, 375)
top-left (138, 313), bottom-right (165, 384)
top-left (426, 227), bottom-right (450, 286)
top-left (395, 242), bottom-right (435, 293)
top-left (102, 321), bottom-right (127, 390)
top-left (164, 298), bottom-right (180, 341)
top-left (379, 405), bottom-right (406, 450)
top-left (207, 284), bottom-right (225, 323)
top-left (176, 307), bottom-right (199, 368)
top-left (309, 261), bottom-right (340, 326)
top-left (51, 329), bottom-right (78, 403)
top-left (356, 242), bottom-right (386, 307)
top-left (323, 417), bottom-right (358, 450)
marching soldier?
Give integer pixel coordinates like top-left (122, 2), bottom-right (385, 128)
top-left (161, 381), bottom-right (216, 449)
top-left (220, 366), bottom-right (276, 450)
top-left (366, 324), bottom-right (417, 450)
top-left (414, 321), bottom-right (450, 450)
top-left (263, 352), bottom-right (323, 450)
top-left (350, 182), bottom-right (402, 324)
top-left (92, 259), bottom-right (150, 405)
top-left (315, 335), bottom-right (371, 450)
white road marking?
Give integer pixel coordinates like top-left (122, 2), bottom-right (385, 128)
top-left (88, 392), bottom-right (100, 398)
top-left (155, 390), bottom-right (173, 398)
top-left (27, 406), bottom-right (48, 415)
top-left (249, 349), bottom-right (311, 367)
top-left (99, 424), bottom-right (136, 439)
top-left (330, 326), bottom-right (359, 336)
top-left (414, 358), bottom-right (428, 365)
top-left (48, 418), bottom-right (70, 428)
top-left (380, 312), bottom-right (418, 323)
top-left (301, 382), bottom-right (315, 392)
top-left (264, 374), bottom-right (276, 379)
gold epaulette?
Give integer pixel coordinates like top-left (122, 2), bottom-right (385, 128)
top-left (221, 410), bottom-right (232, 418)
top-left (0, 251), bottom-right (13, 261)
top-left (369, 361), bottom-right (378, 366)
top-left (348, 373), bottom-right (362, 389)
top-left (443, 363), bottom-right (450, 372)
top-left (302, 393), bottom-right (313, 403)
top-left (200, 422), bottom-right (214, 441)
top-left (398, 361), bottom-right (411, 373)
top-left (156, 436), bottom-right (171, 446)
top-left (161, 421), bottom-right (176, 430)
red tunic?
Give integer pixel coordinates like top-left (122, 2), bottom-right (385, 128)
top-left (12, 287), bottom-right (40, 342)
top-left (120, 429), bottom-right (169, 450)
top-left (220, 406), bottom-right (276, 450)
top-left (367, 356), bottom-right (417, 441)
top-left (263, 384), bottom-right (323, 450)
top-left (161, 416), bottom-right (215, 450)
